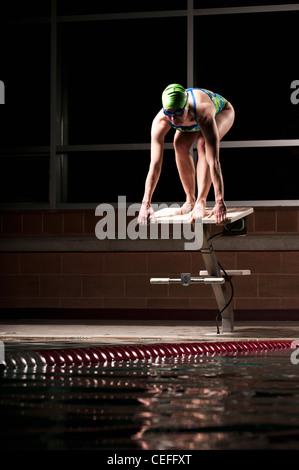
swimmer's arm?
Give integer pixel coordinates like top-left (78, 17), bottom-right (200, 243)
top-left (138, 114), bottom-right (170, 224)
top-left (141, 115), bottom-right (170, 206)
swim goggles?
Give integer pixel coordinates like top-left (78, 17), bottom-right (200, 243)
top-left (163, 107), bottom-right (186, 117)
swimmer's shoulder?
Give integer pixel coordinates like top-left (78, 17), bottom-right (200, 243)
top-left (151, 109), bottom-right (171, 134)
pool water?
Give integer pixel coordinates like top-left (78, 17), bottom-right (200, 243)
top-left (1, 345), bottom-right (299, 450)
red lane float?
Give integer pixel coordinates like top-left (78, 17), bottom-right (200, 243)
top-left (3, 340), bottom-right (293, 368)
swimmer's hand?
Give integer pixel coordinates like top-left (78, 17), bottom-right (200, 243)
top-left (138, 202), bottom-right (156, 225)
top-left (208, 200), bottom-right (227, 225)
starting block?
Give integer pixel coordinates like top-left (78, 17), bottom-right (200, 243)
top-left (150, 206), bottom-right (254, 334)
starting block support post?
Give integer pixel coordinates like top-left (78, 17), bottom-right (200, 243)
top-left (149, 207), bottom-right (254, 334)
top-left (199, 224), bottom-right (234, 333)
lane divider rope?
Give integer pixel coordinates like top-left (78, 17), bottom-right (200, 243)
top-left (3, 340), bottom-right (292, 368)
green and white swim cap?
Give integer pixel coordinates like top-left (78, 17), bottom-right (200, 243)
top-left (162, 84), bottom-right (188, 109)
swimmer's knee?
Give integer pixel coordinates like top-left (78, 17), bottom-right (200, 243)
top-left (196, 136), bottom-right (206, 156)
top-left (174, 132), bottom-right (197, 155)
top-left (174, 135), bottom-right (189, 154)
top-left (196, 136), bottom-right (205, 150)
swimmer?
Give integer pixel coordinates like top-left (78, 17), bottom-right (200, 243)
top-left (138, 84), bottom-right (235, 225)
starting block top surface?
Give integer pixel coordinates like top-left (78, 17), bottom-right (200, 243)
top-left (151, 207), bottom-right (254, 224)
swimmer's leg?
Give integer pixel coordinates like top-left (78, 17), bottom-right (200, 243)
top-left (191, 103), bottom-right (235, 221)
top-left (173, 130), bottom-right (199, 213)
top-left (190, 134), bottom-right (211, 220)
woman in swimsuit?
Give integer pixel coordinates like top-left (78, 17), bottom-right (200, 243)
top-left (138, 83), bottom-right (235, 225)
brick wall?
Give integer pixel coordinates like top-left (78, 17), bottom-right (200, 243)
top-left (0, 207), bottom-right (299, 320)
top-left (1, 206), bottom-right (299, 236)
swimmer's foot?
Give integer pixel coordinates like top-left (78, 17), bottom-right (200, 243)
top-left (173, 200), bottom-right (195, 216)
top-left (189, 200), bottom-right (206, 222)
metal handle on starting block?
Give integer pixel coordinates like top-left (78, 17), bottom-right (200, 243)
top-left (150, 273), bottom-right (225, 285)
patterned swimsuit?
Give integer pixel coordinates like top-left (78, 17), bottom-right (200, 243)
top-left (168, 88), bottom-right (228, 133)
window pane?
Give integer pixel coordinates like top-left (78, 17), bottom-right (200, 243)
top-left (0, 155), bottom-right (49, 204)
top-left (0, 23), bottom-right (51, 146)
top-left (151, 150), bottom-right (186, 204)
top-left (67, 151), bottom-right (147, 204)
top-left (66, 149), bottom-right (184, 204)
top-left (2, 0), bottom-right (50, 19)
top-left (67, 146), bottom-right (299, 204)
top-left (194, 11), bottom-right (298, 140)
top-left (58, 0), bottom-right (187, 15)
top-left (215, 146), bottom-right (299, 201)
top-left (61, 17), bottom-right (187, 145)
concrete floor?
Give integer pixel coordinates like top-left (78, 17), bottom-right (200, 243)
top-left (0, 320), bottom-right (299, 345)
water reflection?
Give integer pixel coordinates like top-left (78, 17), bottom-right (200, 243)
top-left (1, 351), bottom-right (299, 450)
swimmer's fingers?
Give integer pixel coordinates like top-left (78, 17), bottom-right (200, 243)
top-left (138, 204), bottom-right (156, 225)
top-left (209, 202), bottom-right (227, 225)
top-left (149, 206), bottom-right (157, 223)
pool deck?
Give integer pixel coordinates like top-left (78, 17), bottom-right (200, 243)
top-left (0, 320), bottom-right (299, 344)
